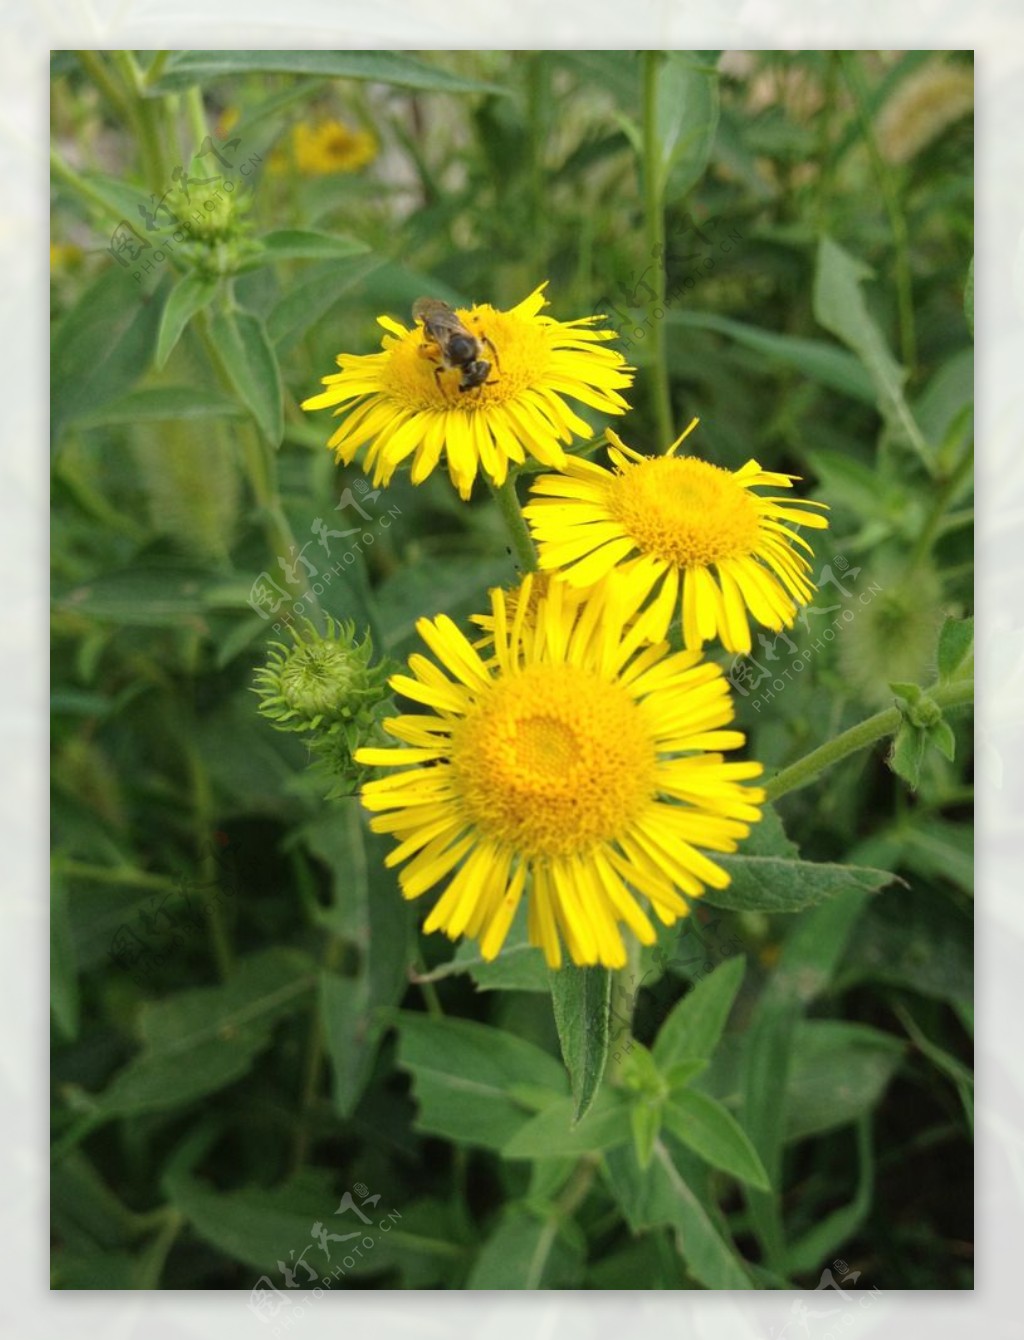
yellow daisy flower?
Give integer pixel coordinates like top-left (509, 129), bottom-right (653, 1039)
top-left (355, 575), bottom-right (764, 969)
top-left (301, 284), bottom-right (634, 501)
top-left (523, 424), bottom-right (829, 655)
top-left (284, 118), bottom-right (378, 175)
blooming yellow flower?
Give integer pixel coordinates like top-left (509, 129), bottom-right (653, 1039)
top-left (355, 575), bottom-right (764, 969)
top-left (281, 118), bottom-right (378, 175)
top-left (301, 284), bottom-right (634, 500)
top-left (523, 424), bottom-right (829, 654)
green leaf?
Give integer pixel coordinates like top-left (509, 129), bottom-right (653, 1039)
top-left (964, 255), bottom-right (974, 338)
top-left (813, 235), bottom-right (931, 469)
top-left (502, 1090), bottom-right (632, 1159)
top-left (74, 385), bottom-right (246, 429)
top-left (257, 229), bottom-right (370, 263)
top-left (888, 720), bottom-right (927, 789)
top-left (784, 1115), bottom-right (874, 1275)
top-left (894, 1005), bottom-right (973, 1133)
top-left (267, 254), bottom-right (383, 353)
top-left (630, 1100), bottom-right (662, 1170)
top-left (664, 1090), bottom-right (770, 1190)
top-left (95, 949), bottom-right (317, 1116)
top-left (785, 1021), bottom-right (904, 1142)
top-left (929, 717), bottom-right (956, 762)
top-left (393, 1013), bottom-right (566, 1151)
top-left (705, 852), bottom-right (897, 914)
top-left (303, 803), bottom-right (411, 1116)
top-left (603, 1137), bottom-right (752, 1288)
top-left (54, 564), bottom-right (218, 628)
top-left (51, 867), bottom-right (79, 1040)
top-left (420, 900), bottom-right (549, 992)
top-left (652, 954), bottom-right (745, 1069)
top-left (668, 312), bottom-right (876, 403)
top-left (837, 877), bottom-right (972, 1002)
top-left (151, 50), bottom-right (507, 96)
top-left (209, 308), bottom-right (283, 447)
top-left (51, 266), bottom-right (167, 444)
top-left (155, 272), bottom-right (219, 368)
top-left (653, 52), bottom-right (720, 203)
top-left (549, 962), bottom-right (612, 1122)
top-left (937, 615), bottom-right (974, 683)
top-left (468, 1204), bottom-right (585, 1289)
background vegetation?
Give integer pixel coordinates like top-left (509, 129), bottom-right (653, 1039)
top-left (50, 50), bottom-right (973, 1291)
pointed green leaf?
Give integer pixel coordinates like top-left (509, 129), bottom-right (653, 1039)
top-left (468, 1204), bottom-right (585, 1288)
top-left (549, 961), bottom-right (612, 1122)
top-left (664, 1090), bottom-right (770, 1190)
top-left (502, 1089), bottom-right (631, 1159)
top-left (155, 272), bottom-right (218, 368)
top-left (209, 307), bottom-right (283, 447)
top-left (393, 1013), bottom-right (567, 1151)
top-left (652, 954), bottom-right (745, 1069)
top-left (813, 235), bottom-right (931, 469)
top-left (937, 615), bottom-right (974, 683)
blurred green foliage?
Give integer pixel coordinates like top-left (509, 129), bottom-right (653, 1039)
top-left (51, 50), bottom-right (972, 1290)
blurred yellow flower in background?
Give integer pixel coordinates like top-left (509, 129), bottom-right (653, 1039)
top-left (273, 118), bottom-right (378, 176)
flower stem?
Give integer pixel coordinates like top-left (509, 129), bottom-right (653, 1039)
top-left (490, 474), bottom-right (539, 573)
top-left (642, 51), bottom-right (674, 454)
top-left (764, 678), bottom-right (974, 803)
top-left (841, 53), bottom-right (917, 372)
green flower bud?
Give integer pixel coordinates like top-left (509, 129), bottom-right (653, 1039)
top-left (253, 617), bottom-right (390, 734)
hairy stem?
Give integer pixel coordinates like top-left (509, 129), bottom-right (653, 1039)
top-left (765, 678), bottom-right (974, 803)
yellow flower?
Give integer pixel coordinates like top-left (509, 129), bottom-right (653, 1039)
top-left (523, 423), bottom-right (829, 654)
top-left (301, 284), bottom-right (634, 500)
top-left (277, 118), bottom-right (377, 176)
top-left (355, 575), bottom-right (764, 969)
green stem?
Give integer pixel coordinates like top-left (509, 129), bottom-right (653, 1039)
top-left (841, 53), bottom-right (917, 371)
top-left (49, 146), bottom-right (123, 218)
top-left (135, 1209), bottom-right (185, 1288)
top-left (195, 311), bottom-right (324, 627)
top-left (906, 443), bottom-right (974, 576)
top-left (290, 934), bottom-right (344, 1175)
top-left (642, 51), bottom-right (674, 453)
top-left (112, 50), bottom-right (172, 195)
top-left (765, 679), bottom-right (974, 803)
top-left (490, 474), bottom-right (539, 573)
top-left (184, 740), bottom-right (233, 980)
top-left (184, 85), bottom-right (209, 155)
top-left (75, 50), bottom-right (134, 126)
top-left (144, 50), bottom-right (171, 90)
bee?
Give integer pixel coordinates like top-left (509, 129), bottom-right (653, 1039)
top-left (412, 297), bottom-right (499, 393)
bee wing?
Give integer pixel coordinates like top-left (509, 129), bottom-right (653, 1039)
top-left (412, 297), bottom-right (464, 334)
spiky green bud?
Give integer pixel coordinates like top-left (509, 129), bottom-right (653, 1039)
top-left (252, 617), bottom-right (393, 793)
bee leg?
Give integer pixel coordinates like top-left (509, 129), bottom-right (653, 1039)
top-left (418, 339), bottom-right (442, 362)
top-left (481, 332), bottom-right (501, 371)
